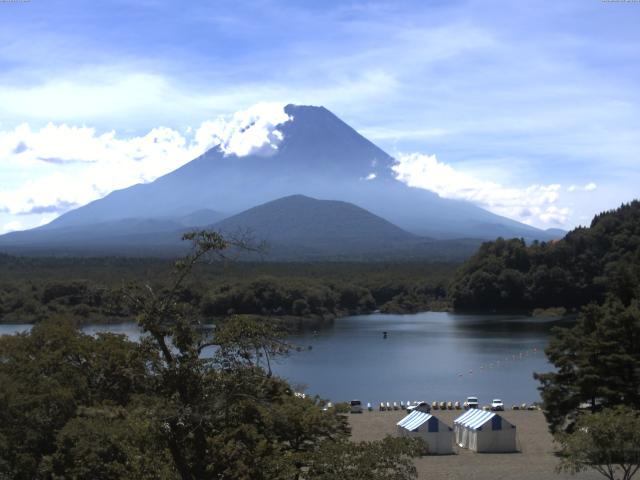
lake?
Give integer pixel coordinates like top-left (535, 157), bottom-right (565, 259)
top-left (0, 312), bottom-right (567, 406)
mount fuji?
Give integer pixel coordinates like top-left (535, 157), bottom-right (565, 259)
top-left (0, 104), bottom-right (560, 259)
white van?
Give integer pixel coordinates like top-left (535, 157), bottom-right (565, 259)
top-left (350, 400), bottom-right (363, 413)
top-left (465, 396), bottom-right (479, 409)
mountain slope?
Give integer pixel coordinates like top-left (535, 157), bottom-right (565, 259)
top-left (210, 194), bottom-right (482, 260)
top-left (0, 195), bottom-right (482, 260)
top-left (0, 210), bottom-right (226, 253)
top-left (213, 194), bottom-right (417, 256)
top-left (38, 105), bottom-right (397, 231)
top-left (31, 105), bottom-right (554, 241)
top-left (0, 104), bottom-right (560, 258)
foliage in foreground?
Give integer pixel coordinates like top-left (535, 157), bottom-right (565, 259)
top-left (307, 436), bottom-right (423, 480)
top-left (0, 232), bottom-right (421, 480)
top-left (556, 407), bottom-right (640, 480)
top-left (534, 298), bottom-right (640, 433)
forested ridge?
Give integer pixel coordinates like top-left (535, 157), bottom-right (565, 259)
top-left (449, 200), bottom-right (640, 312)
top-left (0, 256), bottom-right (454, 324)
top-left (444, 200), bottom-right (640, 473)
top-left (524, 201), bottom-right (640, 453)
top-left (4, 201), bottom-right (639, 323)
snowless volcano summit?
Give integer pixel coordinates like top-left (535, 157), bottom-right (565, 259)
top-left (0, 104), bottom-right (558, 257)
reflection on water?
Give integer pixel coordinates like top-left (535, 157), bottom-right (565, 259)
top-left (0, 312), bottom-right (565, 405)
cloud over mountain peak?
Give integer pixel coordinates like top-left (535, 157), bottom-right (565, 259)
top-left (392, 152), bottom-right (570, 226)
top-left (195, 102), bottom-right (291, 158)
top-left (0, 103), bottom-right (295, 233)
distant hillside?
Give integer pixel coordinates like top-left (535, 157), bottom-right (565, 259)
top-left (0, 210), bottom-right (225, 256)
top-left (213, 194), bottom-right (415, 254)
top-left (204, 195), bottom-right (482, 261)
top-left (0, 195), bottom-right (481, 260)
top-left (544, 227), bottom-right (567, 238)
top-left (449, 200), bottom-right (640, 311)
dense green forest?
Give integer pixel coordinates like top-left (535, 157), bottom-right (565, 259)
top-left (0, 233), bottom-right (422, 479)
top-left (449, 201), bottom-right (640, 312)
top-left (520, 202), bottom-right (640, 463)
top-left (4, 201), bottom-right (639, 323)
top-left (0, 255), bottom-right (454, 324)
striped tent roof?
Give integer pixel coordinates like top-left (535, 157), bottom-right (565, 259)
top-left (454, 409), bottom-right (497, 430)
top-left (397, 410), bottom-right (432, 432)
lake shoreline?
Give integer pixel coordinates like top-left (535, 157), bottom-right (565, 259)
top-left (2, 311), bottom-right (556, 404)
top-left (348, 409), bottom-right (601, 480)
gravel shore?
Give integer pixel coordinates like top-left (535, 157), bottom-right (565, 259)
top-left (349, 409), bottom-right (601, 480)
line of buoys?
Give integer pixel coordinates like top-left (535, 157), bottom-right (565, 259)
top-left (455, 346), bottom-right (543, 379)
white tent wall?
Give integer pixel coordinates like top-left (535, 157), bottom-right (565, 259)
top-left (454, 423), bottom-right (464, 447)
top-left (396, 411), bottom-right (454, 455)
top-left (453, 410), bottom-right (517, 453)
top-left (475, 423), bottom-right (517, 452)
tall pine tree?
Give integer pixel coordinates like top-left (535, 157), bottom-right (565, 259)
top-left (535, 298), bottom-right (640, 433)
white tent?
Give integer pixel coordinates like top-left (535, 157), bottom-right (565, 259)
top-left (454, 409), bottom-right (517, 453)
top-left (396, 410), bottom-right (453, 454)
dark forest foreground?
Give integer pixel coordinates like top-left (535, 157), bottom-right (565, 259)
top-left (0, 232), bottom-right (425, 479)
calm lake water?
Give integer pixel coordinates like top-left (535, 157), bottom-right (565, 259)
top-left (0, 312), bottom-right (567, 406)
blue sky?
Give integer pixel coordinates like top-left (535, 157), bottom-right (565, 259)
top-left (0, 0), bottom-right (639, 233)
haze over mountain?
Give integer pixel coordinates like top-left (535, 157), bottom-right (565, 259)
top-left (211, 194), bottom-right (481, 260)
top-left (0, 195), bottom-right (483, 260)
top-left (0, 104), bottom-right (561, 258)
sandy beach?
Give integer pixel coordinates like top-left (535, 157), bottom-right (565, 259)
top-left (349, 409), bottom-right (601, 480)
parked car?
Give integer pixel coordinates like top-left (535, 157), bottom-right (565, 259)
top-left (350, 400), bottom-right (363, 413)
top-left (465, 396), bottom-right (479, 409)
top-left (491, 399), bottom-right (504, 411)
top-left (407, 401), bottom-right (431, 413)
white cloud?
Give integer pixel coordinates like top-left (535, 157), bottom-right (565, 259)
top-left (365, 173), bottom-right (376, 180)
top-left (1, 220), bottom-right (23, 234)
top-left (392, 152), bottom-right (571, 227)
top-left (0, 103), bottom-right (290, 230)
top-left (568, 182), bottom-right (597, 193)
top-left (194, 102), bottom-right (291, 157)
top-left (539, 205), bottom-right (571, 225)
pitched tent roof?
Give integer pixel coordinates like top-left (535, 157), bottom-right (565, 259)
top-left (397, 410), bottom-right (433, 432)
top-left (454, 409), bottom-right (501, 430)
